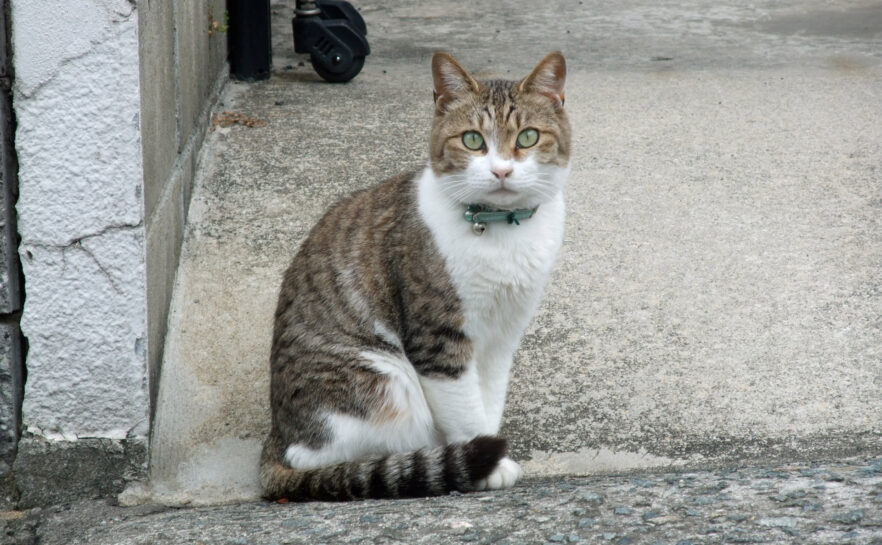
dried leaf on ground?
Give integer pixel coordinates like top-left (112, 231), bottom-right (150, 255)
top-left (211, 111), bottom-right (267, 131)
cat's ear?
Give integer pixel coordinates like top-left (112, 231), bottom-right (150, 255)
top-left (432, 52), bottom-right (480, 111)
top-left (519, 52), bottom-right (566, 109)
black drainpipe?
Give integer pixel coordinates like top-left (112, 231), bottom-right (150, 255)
top-left (228, 0), bottom-right (272, 81)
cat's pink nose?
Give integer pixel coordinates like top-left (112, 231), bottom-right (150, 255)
top-left (491, 165), bottom-right (513, 182)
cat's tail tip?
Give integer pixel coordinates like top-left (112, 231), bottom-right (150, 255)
top-left (461, 435), bottom-right (509, 483)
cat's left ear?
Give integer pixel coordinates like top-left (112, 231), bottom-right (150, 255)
top-left (519, 52), bottom-right (566, 109)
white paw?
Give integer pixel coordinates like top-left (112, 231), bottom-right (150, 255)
top-left (475, 457), bottom-right (522, 490)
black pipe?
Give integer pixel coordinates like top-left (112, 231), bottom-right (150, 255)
top-left (228, 0), bottom-right (272, 81)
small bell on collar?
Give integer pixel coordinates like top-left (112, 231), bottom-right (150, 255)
top-left (472, 222), bottom-right (487, 235)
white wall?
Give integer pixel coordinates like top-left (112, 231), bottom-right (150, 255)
top-left (13, 0), bottom-right (148, 440)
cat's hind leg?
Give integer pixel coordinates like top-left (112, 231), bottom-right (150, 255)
top-left (284, 350), bottom-right (439, 469)
top-left (268, 350), bottom-right (513, 499)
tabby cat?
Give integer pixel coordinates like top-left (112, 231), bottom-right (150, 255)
top-left (260, 51), bottom-right (571, 500)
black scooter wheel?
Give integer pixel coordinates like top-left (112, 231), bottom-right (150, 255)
top-left (310, 54), bottom-right (365, 83)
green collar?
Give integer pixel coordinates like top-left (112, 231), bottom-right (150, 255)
top-left (464, 204), bottom-right (538, 235)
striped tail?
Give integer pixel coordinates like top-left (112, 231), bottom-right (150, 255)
top-left (260, 436), bottom-right (507, 501)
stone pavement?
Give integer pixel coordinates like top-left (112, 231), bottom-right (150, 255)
top-left (144, 0), bottom-right (882, 507)
top-left (4, 456), bottom-right (882, 544)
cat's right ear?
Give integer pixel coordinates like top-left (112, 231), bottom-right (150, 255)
top-left (432, 52), bottom-right (480, 112)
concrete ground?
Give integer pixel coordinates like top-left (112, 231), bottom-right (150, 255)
top-left (144, 0), bottom-right (882, 507)
top-left (5, 456), bottom-right (882, 544)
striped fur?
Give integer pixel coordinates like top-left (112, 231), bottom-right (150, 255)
top-left (261, 52), bottom-right (569, 501)
top-left (261, 435), bottom-right (507, 501)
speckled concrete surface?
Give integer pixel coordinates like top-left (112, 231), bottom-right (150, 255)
top-left (6, 457), bottom-right (882, 544)
top-left (147, 0), bottom-right (882, 504)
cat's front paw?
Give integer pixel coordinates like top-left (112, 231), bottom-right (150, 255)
top-left (474, 456), bottom-right (522, 491)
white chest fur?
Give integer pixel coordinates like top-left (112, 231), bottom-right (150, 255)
top-left (416, 167), bottom-right (565, 430)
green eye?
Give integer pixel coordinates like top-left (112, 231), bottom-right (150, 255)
top-left (517, 128), bottom-right (539, 148)
top-left (462, 131), bottom-right (485, 151)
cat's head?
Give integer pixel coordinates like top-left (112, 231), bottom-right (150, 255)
top-left (429, 52), bottom-right (571, 209)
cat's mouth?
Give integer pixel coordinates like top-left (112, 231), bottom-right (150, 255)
top-left (489, 188), bottom-right (518, 196)
top-left (484, 187), bottom-right (528, 208)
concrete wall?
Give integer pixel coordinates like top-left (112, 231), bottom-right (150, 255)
top-left (8, 0), bottom-right (227, 507)
top-left (140, 0), bottom-right (227, 413)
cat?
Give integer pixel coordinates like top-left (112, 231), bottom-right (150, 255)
top-left (260, 51), bottom-right (571, 501)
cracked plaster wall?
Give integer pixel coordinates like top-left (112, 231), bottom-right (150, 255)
top-left (13, 0), bottom-right (148, 440)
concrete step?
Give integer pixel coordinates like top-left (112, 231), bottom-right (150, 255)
top-left (144, 0), bottom-right (882, 505)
